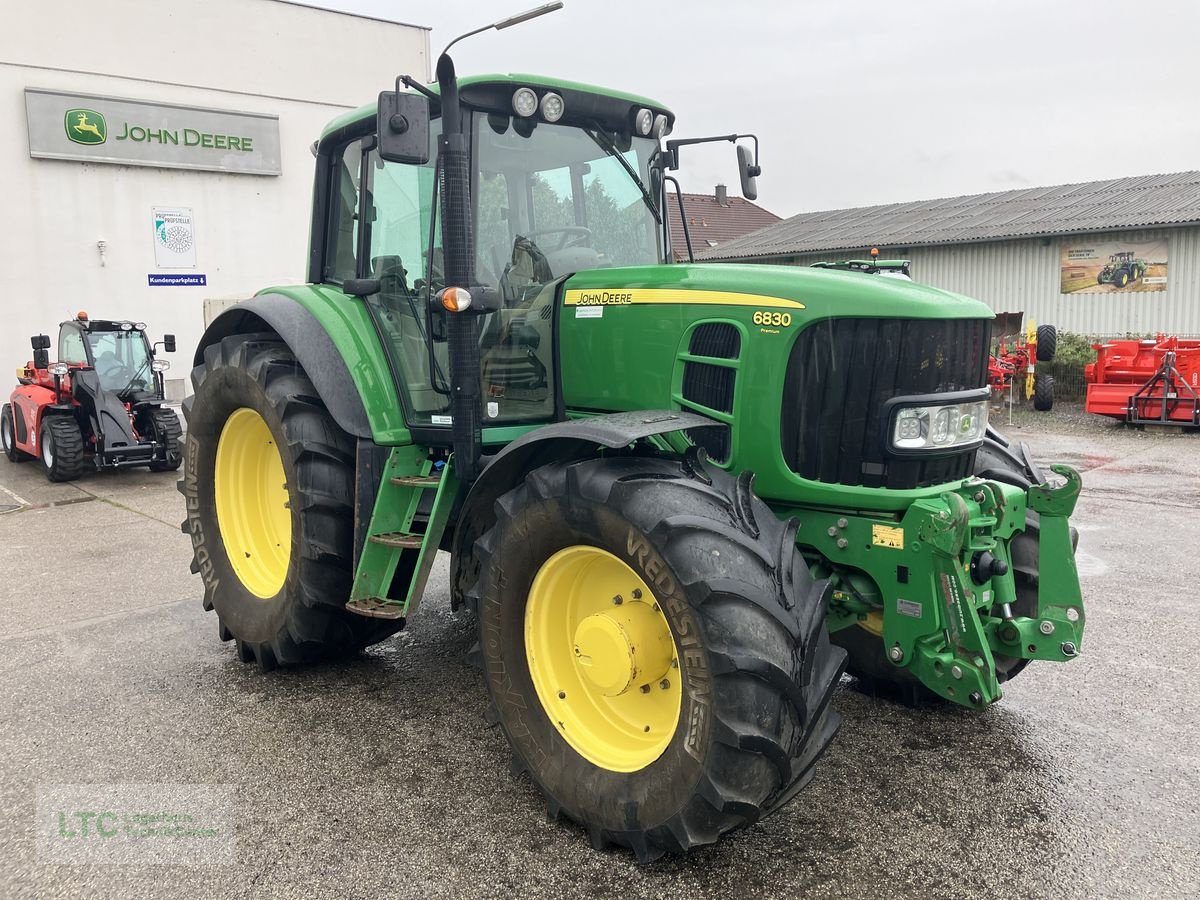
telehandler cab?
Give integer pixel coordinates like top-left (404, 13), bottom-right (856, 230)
top-left (182, 4), bottom-right (1086, 860)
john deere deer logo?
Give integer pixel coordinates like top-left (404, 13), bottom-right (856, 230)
top-left (64, 109), bottom-right (107, 145)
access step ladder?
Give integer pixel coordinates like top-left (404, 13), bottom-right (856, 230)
top-left (345, 446), bottom-right (458, 621)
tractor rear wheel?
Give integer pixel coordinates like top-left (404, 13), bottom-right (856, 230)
top-left (40, 416), bottom-right (85, 482)
top-left (146, 407), bottom-right (183, 472)
top-left (1035, 325), bottom-right (1058, 362)
top-left (181, 333), bottom-right (401, 670)
top-left (1033, 374), bottom-right (1055, 411)
top-left (469, 455), bottom-right (844, 860)
top-left (2, 404), bottom-right (32, 462)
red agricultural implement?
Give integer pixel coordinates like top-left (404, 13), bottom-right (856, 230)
top-left (988, 315), bottom-right (1057, 411)
top-left (1085, 335), bottom-right (1200, 427)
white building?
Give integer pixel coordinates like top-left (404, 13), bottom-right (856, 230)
top-left (2, 0), bottom-right (428, 397)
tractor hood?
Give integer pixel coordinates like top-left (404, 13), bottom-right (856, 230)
top-left (562, 263), bottom-right (993, 321)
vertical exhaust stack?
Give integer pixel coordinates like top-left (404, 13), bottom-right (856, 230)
top-left (435, 52), bottom-right (482, 482)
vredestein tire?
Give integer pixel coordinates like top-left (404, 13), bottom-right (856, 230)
top-left (180, 332), bottom-right (401, 670)
top-left (40, 416), bottom-right (85, 482)
top-left (469, 454), bottom-right (845, 861)
top-left (1035, 324), bottom-right (1057, 362)
top-left (147, 407), bottom-right (183, 472)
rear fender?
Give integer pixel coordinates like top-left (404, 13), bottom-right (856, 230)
top-left (195, 290), bottom-right (407, 444)
top-left (9, 385), bottom-right (59, 454)
top-left (449, 410), bottom-right (718, 608)
top-left (196, 294), bottom-right (374, 439)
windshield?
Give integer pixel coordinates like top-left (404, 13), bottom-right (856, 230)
top-left (86, 330), bottom-right (154, 393)
top-left (474, 114), bottom-right (662, 302)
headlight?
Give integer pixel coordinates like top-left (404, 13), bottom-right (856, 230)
top-left (539, 92), bottom-right (565, 123)
top-left (512, 87), bottom-right (538, 117)
top-left (652, 113), bottom-right (669, 139)
top-left (887, 391), bottom-right (989, 454)
top-left (49, 362), bottom-right (69, 376)
top-left (634, 107), bottom-right (653, 136)
top-left (152, 359), bottom-right (171, 372)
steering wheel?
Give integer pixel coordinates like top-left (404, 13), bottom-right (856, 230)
top-left (523, 226), bottom-right (593, 253)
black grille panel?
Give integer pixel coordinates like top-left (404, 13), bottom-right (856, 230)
top-left (689, 323), bottom-right (741, 359)
top-left (683, 362), bottom-right (735, 415)
top-left (780, 318), bottom-right (991, 489)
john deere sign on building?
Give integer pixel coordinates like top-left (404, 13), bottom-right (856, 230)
top-left (25, 88), bottom-right (281, 175)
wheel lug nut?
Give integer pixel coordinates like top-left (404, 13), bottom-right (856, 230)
top-left (612, 595), bottom-right (623, 605)
top-left (631, 589), bottom-right (642, 599)
top-left (639, 684), bottom-right (651, 694)
top-left (659, 679), bottom-right (670, 690)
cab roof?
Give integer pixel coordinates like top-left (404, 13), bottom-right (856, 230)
top-left (319, 73), bottom-right (674, 141)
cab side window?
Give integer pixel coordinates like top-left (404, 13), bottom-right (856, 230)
top-left (59, 328), bottom-right (86, 364)
top-left (324, 140), bottom-right (363, 282)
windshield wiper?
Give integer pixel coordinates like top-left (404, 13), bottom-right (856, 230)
top-left (583, 126), bottom-right (661, 224)
top-left (119, 358), bottom-right (152, 396)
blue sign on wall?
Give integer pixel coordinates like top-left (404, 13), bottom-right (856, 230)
top-left (148, 273), bottom-right (207, 286)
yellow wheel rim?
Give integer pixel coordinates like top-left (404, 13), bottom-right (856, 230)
top-left (214, 407), bottom-right (291, 599)
top-left (525, 546), bottom-right (682, 772)
top-left (860, 609), bottom-right (884, 637)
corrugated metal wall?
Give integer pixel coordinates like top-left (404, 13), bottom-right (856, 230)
top-left (779, 226), bottom-right (1200, 334)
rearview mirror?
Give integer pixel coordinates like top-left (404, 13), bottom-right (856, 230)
top-left (377, 91), bottom-right (431, 165)
top-left (736, 144), bottom-right (760, 201)
top-left (33, 349), bottom-right (49, 370)
top-left (163, 334), bottom-right (177, 353)
top-left (30, 334), bottom-right (50, 350)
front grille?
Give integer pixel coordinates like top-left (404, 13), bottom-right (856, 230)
top-left (780, 317), bottom-right (991, 489)
top-left (689, 323), bottom-right (741, 359)
top-left (682, 362), bottom-right (735, 414)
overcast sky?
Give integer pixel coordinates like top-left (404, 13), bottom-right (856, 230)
top-left (303, 0), bottom-right (1199, 219)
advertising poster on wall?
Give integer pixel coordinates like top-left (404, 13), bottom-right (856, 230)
top-left (152, 207), bottom-right (196, 268)
top-left (1060, 238), bottom-right (1168, 294)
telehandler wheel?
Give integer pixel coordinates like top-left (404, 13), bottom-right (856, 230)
top-left (147, 408), bottom-right (183, 472)
top-left (2, 404), bottom-right (33, 462)
top-left (40, 416), bottom-right (85, 482)
top-left (1035, 325), bottom-right (1058, 362)
top-left (1033, 374), bottom-right (1055, 411)
top-left (180, 333), bottom-right (402, 670)
top-left (469, 455), bottom-right (844, 861)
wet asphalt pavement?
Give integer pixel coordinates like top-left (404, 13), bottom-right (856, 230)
top-left (1, 418), bottom-right (1197, 898)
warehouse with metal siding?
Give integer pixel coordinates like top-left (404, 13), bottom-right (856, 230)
top-left (704, 173), bottom-right (1200, 335)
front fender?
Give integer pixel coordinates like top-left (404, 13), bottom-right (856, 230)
top-left (449, 410), bottom-right (718, 608)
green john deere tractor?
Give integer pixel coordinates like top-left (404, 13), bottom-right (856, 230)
top-left (182, 8), bottom-right (1086, 861)
top-left (1097, 251), bottom-right (1146, 288)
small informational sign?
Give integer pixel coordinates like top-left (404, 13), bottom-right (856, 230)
top-left (149, 274), bottom-right (207, 287)
top-left (25, 88), bottom-right (282, 175)
top-left (1060, 238), bottom-right (1169, 294)
top-left (152, 207), bottom-right (196, 268)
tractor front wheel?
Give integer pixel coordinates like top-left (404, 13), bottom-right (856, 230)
top-left (2, 404), bottom-right (32, 462)
top-left (181, 333), bottom-right (402, 670)
top-left (470, 455), bottom-right (844, 860)
top-left (146, 407), bottom-right (183, 472)
top-left (40, 416), bottom-right (85, 482)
